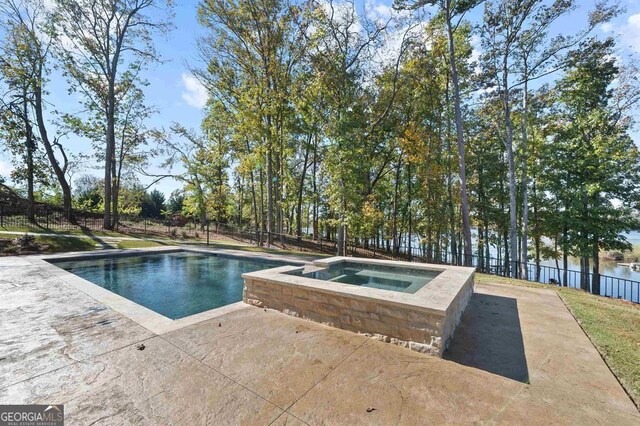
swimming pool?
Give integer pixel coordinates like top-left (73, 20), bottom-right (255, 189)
top-left (52, 252), bottom-right (285, 319)
top-left (286, 262), bottom-right (440, 293)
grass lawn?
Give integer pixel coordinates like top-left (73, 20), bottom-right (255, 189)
top-left (559, 288), bottom-right (640, 409)
top-left (198, 241), bottom-right (331, 257)
top-left (0, 225), bottom-right (127, 237)
top-left (116, 240), bottom-right (169, 249)
top-left (477, 273), bottom-right (640, 409)
top-left (35, 236), bottom-right (96, 253)
top-left (116, 239), bottom-right (329, 258)
top-left (0, 225), bottom-right (243, 244)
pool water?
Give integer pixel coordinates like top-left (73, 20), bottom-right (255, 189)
top-left (52, 252), bottom-right (284, 319)
top-left (288, 262), bottom-right (440, 293)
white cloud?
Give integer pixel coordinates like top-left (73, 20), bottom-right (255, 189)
top-left (0, 160), bottom-right (15, 179)
top-left (624, 13), bottom-right (640, 53)
top-left (180, 73), bottom-right (208, 109)
top-left (365, 0), bottom-right (393, 23)
top-left (319, 0), bottom-right (363, 37)
top-left (600, 22), bottom-right (613, 33)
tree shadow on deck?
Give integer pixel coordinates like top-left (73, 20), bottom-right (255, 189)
top-left (444, 293), bottom-right (529, 383)
top-left (78, 226), bottom-right (115, 249)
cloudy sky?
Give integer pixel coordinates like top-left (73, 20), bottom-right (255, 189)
top-left (1, 0), bottom-right (640, 196)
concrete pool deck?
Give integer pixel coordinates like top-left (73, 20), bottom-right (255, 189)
top-left (0, 251), bottom-right (639, 424)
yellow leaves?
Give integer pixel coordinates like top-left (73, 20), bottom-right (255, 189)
top-left (398, 121), bottom-right (435, 163)
top-left (362, 196), bottom-right (384, 223)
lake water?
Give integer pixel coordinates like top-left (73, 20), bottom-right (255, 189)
top-left (399, 230), bottom-right (640, 302)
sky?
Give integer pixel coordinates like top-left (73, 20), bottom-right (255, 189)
top-left (1, 0), bottom-right (640, 197)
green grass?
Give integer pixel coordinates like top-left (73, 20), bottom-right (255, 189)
top-left (0, 225), bottom-right (137, 238)
top-left (477, 273), bottom-right (640, 408)
top-left (116, 240), bottom-right (168, 249)
top-left (560, 288), bottom-right (640, 408)
top-left (0, 224), bottom-right (211, 240)
top-left (35, 236), bottom-right (96, 253)
top-left (197, 241), bottom-right (331, 257)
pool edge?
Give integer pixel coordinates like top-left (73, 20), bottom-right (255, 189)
top-left (25, 246), bottom-right (313, 335)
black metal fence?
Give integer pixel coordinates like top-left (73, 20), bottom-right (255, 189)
top-left (0, 204), bottom-right (207, 238)
top-left (1, 203), bottom-right (638, 304)
top-left (208, 222), bottom-right (640, 305)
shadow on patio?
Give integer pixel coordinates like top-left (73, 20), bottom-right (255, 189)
top-left (444, 293), bottom-right (529, 383)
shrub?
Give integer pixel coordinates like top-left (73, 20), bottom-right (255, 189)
top-left (13, 234), bottom-right (37, 252)
top-left (169, 228), bottom-right (177, 238)
top-left (181, 230), bottom-right (188, 239)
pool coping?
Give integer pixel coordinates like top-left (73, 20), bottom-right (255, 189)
top-left (25, 246), bottom-right (312, 334)
top-left (242, 257), bottom-right (475, 356)
top-left (243, 256), bottom-right (475, 316)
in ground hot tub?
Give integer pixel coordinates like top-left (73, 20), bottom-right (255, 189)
top-left (242, 256), bottom-right (474, 356)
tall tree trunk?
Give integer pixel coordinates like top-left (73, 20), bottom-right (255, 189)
top-left (520, 75), bottom-right (529, 279)
top-left (592, 237), bottom-right (600, 295)
top-left (562, 222), bottom-right (568, 287)
top-left (392, 158), bottom-right (401, 255)
top-left (247, 140), bottom-right (259, 233)
top-left (104, 78), bottom-right (115, 230)
top-left (485, 225), bottom-right (490, 273)
top-left (21, 90), bottom-right (35, 223)
top-left (312, 135), bottom-right (318, 239)
top-left (581, 190), bottom-right (589, 291)
top-left (33, 68), bottom-right (72, 220)
top-left (259, 167), bottom-right (265, 246)
top-left (406, 162), bottom-right (412, 261)
top-left (111, 141), bottom-right (118, 229)
top-left (502, 59), bottom-right (518, 278)
top-left (250, 171), bottom-right (258, 231)
top-left (237, 176), bottom-right (243, 227)
top-left (478, 161), bottom-right (486, 271)
top-left (533, 178), bottom-right (541, 281)
top-left (503, 229), bottom-right (509, 275)
top-left (266, 147), bottom-right (273, 245)
top-left (296, 135), bottom-right (311, 237)
top-left (444, 75), bottom-right (457, 264)
top-left (580, 256), bottom-right (590, 291)
top-left (445, 2), bottom-right (472, 266)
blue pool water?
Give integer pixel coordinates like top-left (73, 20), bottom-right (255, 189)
top-left (287, 262), bottom-right (440, 293)
top-left (52, 252), bottom-right (284, 319)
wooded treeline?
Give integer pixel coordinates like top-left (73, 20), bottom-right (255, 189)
top-left (2, 0), bottom-right (640, 293)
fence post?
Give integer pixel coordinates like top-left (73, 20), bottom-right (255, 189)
top-left (206, 221), bottom-right (210, 246)
top-left (0, 205), bottom-right (3, 227)
top-left (46, 208), bottom-right (49, 230)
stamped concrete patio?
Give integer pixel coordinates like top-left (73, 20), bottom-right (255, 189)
top-left (1, 253), bottom-right (639, 425)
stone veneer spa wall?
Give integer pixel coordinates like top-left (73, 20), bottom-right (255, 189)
top-left (243, 257), bottom-right (475, 356)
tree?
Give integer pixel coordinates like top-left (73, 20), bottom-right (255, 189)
top-left (63, 84), bottom-right (156, 227)
top-left (395, 0), bottom-right (481, 265)
top-left (481, 0), bottom-right (621, 277)
top-left (196, 0), bottom-right (312, 243)
top-left (547, 38), bottom-right (640, 294)
top-left (74, 174), bottom-right (103, 211)
top-left (167, 191), bottom-right (185, 214)
top-left (150, 124), bottom-right (228, 227)
top-left (0, 0), bottom-right (73, 219)
top-left (140, 189), bottom-right (165, 219)
top-left (53, 0), bottom-right (171, 229)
